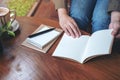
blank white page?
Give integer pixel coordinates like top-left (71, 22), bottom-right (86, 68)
top-left (52, 33), bottom-right (89, 62)
top-left (82, 29), bottom-right (114, 61)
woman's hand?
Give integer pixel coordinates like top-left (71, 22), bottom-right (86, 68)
top-left (109, 11), bottom-right (120, 38)
top-left (58, 8), bottom-right (81, 38)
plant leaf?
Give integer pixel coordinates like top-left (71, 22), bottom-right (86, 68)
top-left (7, 30), bottom-right (15, 37)
top-left (7, 21), bottom-right (12, 29)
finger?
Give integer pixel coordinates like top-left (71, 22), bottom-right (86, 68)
top-left (109, 23), bottom-right (120, 36)
top-left (109, 23), bottom-right (113, 29)
top-left (69, 19), bottom-right (81, 37)
top-left (60, 23), bottom-right (70, 36)
top-left (109, 23), bottom-right (116, 35)
top-left (113, 25), bottom-right (120, 36)
top-left (64, 24), bottom-right (71, 36)
top-left (75, 26), bottom-right (81, 37)
top-left (66, 24), bottom-right (76, 38)
top-left (72, 21), bottom-right (81, 37)
top-left (116, 33), bottom-right (120, 38)
top-left (109, 23), bottom-right (115, 35)
top-left (68, 22), bottom-right (80, 38)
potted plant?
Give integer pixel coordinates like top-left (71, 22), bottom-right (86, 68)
top-left (0, 21), bottom-right (15, 53)
top-left (0, 21), bottom-right (15, 39)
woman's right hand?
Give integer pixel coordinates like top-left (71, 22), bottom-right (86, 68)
top-left (58, 8), bottom-right (81, 38)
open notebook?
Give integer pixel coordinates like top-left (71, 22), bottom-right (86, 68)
top-left (22, 24), bottom-right (63, 53)
top-left (52, 29), bottom-right (114, 63)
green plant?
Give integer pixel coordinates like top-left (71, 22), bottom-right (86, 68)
top-left (0, 22), bottom-right (15, 39)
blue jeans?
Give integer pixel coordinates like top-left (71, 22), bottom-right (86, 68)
top-left (70, 0), bottom-right (110, 33)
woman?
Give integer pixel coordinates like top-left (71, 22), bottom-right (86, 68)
top-left (53, 0), bottom-right (120, 38)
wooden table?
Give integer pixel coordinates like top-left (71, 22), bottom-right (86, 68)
top-left (0, 17), bottom-right (120, 80)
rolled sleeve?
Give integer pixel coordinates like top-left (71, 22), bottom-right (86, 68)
top-left (108, 0), bottom-right (120, 13)
top-left (52, 0), bottom-right (66, 10)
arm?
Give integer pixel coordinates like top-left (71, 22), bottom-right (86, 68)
top-left (52, 0), bottom-right (81, 38)
top-left (108, 0), bottom-right (120, 38)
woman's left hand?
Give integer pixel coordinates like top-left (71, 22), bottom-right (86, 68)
top-left (109, 11), bottom-right (120, 38)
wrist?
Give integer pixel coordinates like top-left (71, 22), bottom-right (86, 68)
top-left (58, 8), bottom-right (68, 16)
